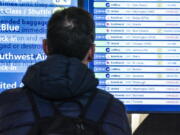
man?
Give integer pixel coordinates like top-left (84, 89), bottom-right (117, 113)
top-left (0, 7), bottom-right (131, 135)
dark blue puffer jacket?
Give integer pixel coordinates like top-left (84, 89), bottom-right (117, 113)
top-left (0, 55), bottom-right (131, 135)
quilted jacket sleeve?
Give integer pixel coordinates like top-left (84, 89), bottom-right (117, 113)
top-left (103, 98), bottom-right (132, 135)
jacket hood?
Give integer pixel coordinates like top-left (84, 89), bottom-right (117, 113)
top-left (22, 55), bottom-right (98, 100)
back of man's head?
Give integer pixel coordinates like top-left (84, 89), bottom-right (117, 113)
top-left (47, 7), bottom-right (95, 60)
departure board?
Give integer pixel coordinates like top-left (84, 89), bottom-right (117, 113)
top-left (87, 0), bottom-right (180, 112)
top-left (0, 0), bottom-right (78, 91)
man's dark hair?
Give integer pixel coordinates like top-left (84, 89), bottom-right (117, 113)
top-left (47, 7), bottom-right (95, 60)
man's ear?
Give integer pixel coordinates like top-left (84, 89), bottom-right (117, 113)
top-left (43, 39), bottom-right (49, 55)
top-left (82, 44), bottom-right (95, 65)
top-left (87, 44), bottom-right (95, 62)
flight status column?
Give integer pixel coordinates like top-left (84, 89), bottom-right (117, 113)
top-left (92, 0), bottom-right (180, 111)
top-left (0, 0), bottom-right (78, 92)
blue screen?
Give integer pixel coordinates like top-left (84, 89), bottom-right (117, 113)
top-left (85, 0), bottom-right (180, 113)
top-left (0, 0), bottom-right (78, 91)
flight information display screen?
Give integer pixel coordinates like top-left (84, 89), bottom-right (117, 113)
top-left (0, 0), bottom-right (78, 91)
top-left (86, 0), bottom-right (180, 112)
